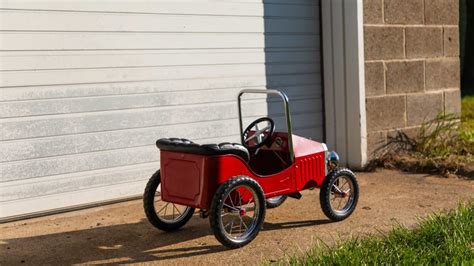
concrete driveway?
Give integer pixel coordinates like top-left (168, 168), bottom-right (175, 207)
top-left (1, 169), bottom-right (473, 265)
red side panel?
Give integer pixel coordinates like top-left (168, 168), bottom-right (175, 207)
top-left (160, 151), bottom-right (296, 209)
top-left (160, 152), bottom-right (209, 208)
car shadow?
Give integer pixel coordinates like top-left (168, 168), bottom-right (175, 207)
top-left (263, 219), bottom-right (333, 231)
top-left (0, 216), bottom-right (333, 265)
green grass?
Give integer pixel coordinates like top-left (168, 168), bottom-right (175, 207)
top-left (414, 95), bottom-right (473, 159)
top-left (277, 202), bottom-right (474, 265)
top-left (461, 95), bottom-right (474, 140)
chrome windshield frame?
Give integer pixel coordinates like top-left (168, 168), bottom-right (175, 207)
top-left (237, 89), bottom-right (294, 164)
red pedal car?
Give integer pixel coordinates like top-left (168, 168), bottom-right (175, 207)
top-left (143, 89), bottom-right (359, 248)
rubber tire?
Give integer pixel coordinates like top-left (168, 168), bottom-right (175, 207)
top-left (319, 168), bottom-right (359, 221)
top-left (143, 170), bottom-right (195, 231)
top-left (209, 176), bottom-right (266, 249)
top-left (265, 195), bottom-right (288, 209)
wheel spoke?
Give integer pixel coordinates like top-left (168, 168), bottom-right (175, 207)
top-left (228, 193), bottom-right (236, 208)
top-left (239, 215), bottom-right (243, 234)
top-left (340, 179), bottom-right (349, 191)
top-left (243, 196), bottom-right (254, 208)
top-left (224, 219), bottom-right (232, 229)
top-left (337, 197), bottom-right (343, 209)
top-left (240, 216), bottom-right (249, 230)
top-left (223, 203), bottom-right (239, 211)
top-left (229, 219), bottom-right (234, 236)
top-left (173, 204), bottom-right (182, 216)
top-left (332, 184), bottom-right (343, 194)
top-left (156, 202), bottom-right (168, 214)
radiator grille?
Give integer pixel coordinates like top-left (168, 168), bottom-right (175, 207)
top-left (298, 154), bottom-right (324, 187)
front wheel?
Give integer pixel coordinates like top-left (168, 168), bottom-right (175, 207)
top-left (319, 168), bottom-right (359, 221)
top-left (143, 170), bottom-right (195, 231)
top-left (209, 176), bottom-right (266, 248)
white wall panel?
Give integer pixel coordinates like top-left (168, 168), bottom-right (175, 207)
top-left (0, 0), bottom-right (323, 220)
top-left (0, 74), bottom-right (320, 101)
top-left (0, 50), bottom-right (320, 71)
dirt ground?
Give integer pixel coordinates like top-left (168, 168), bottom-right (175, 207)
top-left (1, 169), bottom-right (473, 265)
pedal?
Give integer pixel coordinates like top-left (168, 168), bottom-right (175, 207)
top-left (287, 192), bottom-right (302, 200)
top-left (199, 209), bottom-right (209, 218)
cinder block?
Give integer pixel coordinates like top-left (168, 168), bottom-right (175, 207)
top-left (407, 92), bottom-right (443, 126)
top-left (365, 62), bottom-right (385, 96)
top-left (444, 27), bottom-right (459, 57)
top-left (365, 26), bottom-right (404, 60)
top-left (406, 27), bottom-right (443, 58)
top-left (366, 95), bottom-right (406, 131)
top-left (367, 131), bottom-right (387, 157)
top-left (364, 0), bottom-right (383, 24)
top-left (444, 89), bottom-right (461, 115)
top-left (384, 0), bottom-right (424, 24)
top-left (426, 59), bottom-right (460, 90)
top-left (386, 60), bottom-right (424, 94)
top-left (425, 0), bottom-right (459, 25)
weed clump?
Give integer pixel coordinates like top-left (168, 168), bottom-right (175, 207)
top-left (368, 112), bottom-right (473, 178)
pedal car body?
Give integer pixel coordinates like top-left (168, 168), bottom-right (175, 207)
top-left (157, 133), bottom-right (326, 209)
top-left (143, 89), bottom-right (359, 248)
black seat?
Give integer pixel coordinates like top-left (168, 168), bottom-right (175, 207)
top-left (156, 138), bottom-right (250, 162)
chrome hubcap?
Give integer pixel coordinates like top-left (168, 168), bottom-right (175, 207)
top-left (329, 175), bottom-right (355, 214)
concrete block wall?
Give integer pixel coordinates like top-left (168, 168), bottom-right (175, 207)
top-left (363, 0), bottom-right (462, 156)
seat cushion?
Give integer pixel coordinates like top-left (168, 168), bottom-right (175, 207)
top-left (156, 138), bottom-right (250, 162)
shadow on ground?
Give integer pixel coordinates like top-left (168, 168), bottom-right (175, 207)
top-left (0, 216), bottom-right (332, 265)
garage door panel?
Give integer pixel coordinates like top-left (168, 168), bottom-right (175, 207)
top-left (0, 50), bottom-right (320, 71)
top-left (1, 119), bottom-right (239, 162)
top-left (0, 179), bottom-right (148, 219)
top-left (1, 146), bottom-right (157, 182)
top-left (1, 163), bottom-right (157, 202)
top-left (0, 73), bottom-right (320, 101)
top-left (0, 1), bottom-right (316, 17)
top-left (1, 32), bottom-right (318, 51)
top-left (1, 62), bottom-right (319, 88)
top-left (1, 11), bottom-right (317, 34)
top-left (2, 84), bottom-right (321, 118)
top-left (0, 64), bottom-right (265, 87)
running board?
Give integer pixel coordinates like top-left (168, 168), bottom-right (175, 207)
top-left (287, 192), bottom-right (302, 200)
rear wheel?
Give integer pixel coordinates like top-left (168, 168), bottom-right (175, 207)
top-left (143, 170), bottom-right (195, 231)
top-left (209, 176), bottom-right (266, 248)
top-left (319, 168), bottom-right (359, 221)
top-left (265, 195), bottom-right (288, 208)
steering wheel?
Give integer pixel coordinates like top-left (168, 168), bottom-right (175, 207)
top-left (242, 117), bottom-right (275, 151)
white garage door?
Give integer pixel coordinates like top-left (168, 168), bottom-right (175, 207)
top-left (0, 0), bottom-right (323, 220)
